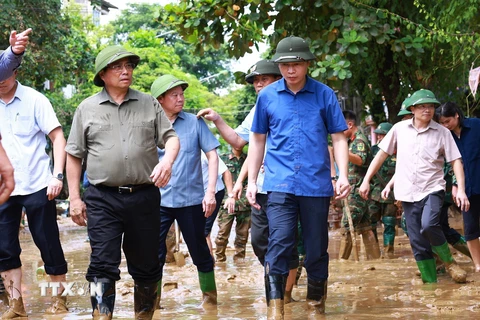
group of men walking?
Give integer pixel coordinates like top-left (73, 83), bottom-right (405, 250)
top-left (1, 27), bottom-right (478, 320)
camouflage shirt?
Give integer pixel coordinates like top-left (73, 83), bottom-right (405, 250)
top-left (370, 144), bottom-right (396, 203)
top-left (347, 130), bottom-right (371, 188)
top-left (221, 152), bottom-right (250, 211)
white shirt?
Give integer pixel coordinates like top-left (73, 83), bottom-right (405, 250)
top-left (0, 81), bottom-right (61, 195)
top-left (201, 151), bottom-right (227, 193)
top-left (379, 118), bottom-right (461, 202)
top-left (234, 105), bottom-right (267, 194)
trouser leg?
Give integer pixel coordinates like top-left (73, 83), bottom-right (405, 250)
top-left (214, 210), bottom-right (234, 262)
top-left (250, 194), bottom-right (269, 266)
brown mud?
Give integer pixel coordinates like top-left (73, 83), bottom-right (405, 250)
top-left (2, 215), bottom-right (480, 320)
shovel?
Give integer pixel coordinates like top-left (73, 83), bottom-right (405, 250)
top-left (342, 199), bottom-right (359, 262)
top-left (173, 221), bottom-right (186, 267)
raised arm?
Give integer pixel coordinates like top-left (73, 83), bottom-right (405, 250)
top-left (197, 108), bottom-right (248, 149)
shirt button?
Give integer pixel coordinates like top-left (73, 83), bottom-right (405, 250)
top-left (123, 139), bottom-right (126, 142)
top-left (125, 156), bottom-right (128, 159)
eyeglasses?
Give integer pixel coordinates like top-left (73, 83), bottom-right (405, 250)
top-left (106, 62), bottom-right (136, 73)
top-left (413, 104), bottom-right (435, 110)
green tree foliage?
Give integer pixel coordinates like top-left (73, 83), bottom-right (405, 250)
top-left (111, 3), bottom-right (234, 92)
top-left (164, 0), bottom-right (480, 121)
top-left (0, 0), bottom-right (94, 91)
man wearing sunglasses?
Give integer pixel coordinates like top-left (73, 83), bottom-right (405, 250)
top-left (66, 45), bottom-right (179, 319)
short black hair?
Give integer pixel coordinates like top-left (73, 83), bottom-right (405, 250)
top-left (436, 102), bottom-right (464, 126)
top-left (343, 110), bottom-right (357, 123)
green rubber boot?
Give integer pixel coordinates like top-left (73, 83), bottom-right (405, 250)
top-left (416, 259), bottom-right (437, 283)
top-left (198, 271), bottom-right (217, 308)
top-left (432, 242), bottom-right (467, 283)
top-left (382, 216), bottom-right (396, 246)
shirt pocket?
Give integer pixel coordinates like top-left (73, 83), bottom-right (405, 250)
top-left (179, 133), bottom-right (195, 154)
top-left (13, 115), bottom-right (34, 136)
top-left (133, 121), bottom-right (156, 147)
top-left (88, 124), bottom-right (115, 150)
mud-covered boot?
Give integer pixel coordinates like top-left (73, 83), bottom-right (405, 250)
top-left (233, 246), bottom-right (246, 261)
top-left (215, 245), bottom-right (227, 262)
top-left (165, 226), bottom-right (176, 263)
top-left (265, 274), bottom-right (286, 320)
top-left (0, 279), bottom-right (7, 307)
top-left (45, 295), bottom-right (68, 314)
top-left (338, 232), bottom-right (352, 260)
top-left (134, 281), bottom-right (157, 320)
top-left (452, 237), bottom-right (472, 259)
top-left (90, 279), bottom-right (116, 320)
top-left (416, 259), bottom-right (437, 283)
top-left (198, 271), bottom-right (217, 309)
top-left (432, 242), bottom-right (467, 283)
top-left (2, 296), bottom-right (27, 319)
top-left (306, 278), bottom-right (327, 315)
top-left (284, 289), bottom-right (296, 304)
top-left (362, 230), bottom-right (381, 260)
top-left (295, 255), bottom-right (304, 285)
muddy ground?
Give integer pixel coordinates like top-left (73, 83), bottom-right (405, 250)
top-left (2, 214), bottom-right (480, 320)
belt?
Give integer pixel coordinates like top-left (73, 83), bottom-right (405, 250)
top-left (95, 184), bottom-right (153, 194)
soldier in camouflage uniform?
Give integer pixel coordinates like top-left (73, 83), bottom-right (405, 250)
top-left (215, 146), bottom-right (251, 261)
top-left (368, 122), bottom-right (397, 258)
top-left (340, 110), bottom-right (380, 260)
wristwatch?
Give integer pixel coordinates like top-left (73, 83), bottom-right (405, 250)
top-left (228, 193), bottom-right (234, 198)
top-left (54, 173), bottom-right (64, 181)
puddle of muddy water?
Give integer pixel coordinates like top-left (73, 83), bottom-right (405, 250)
top-left (3, 217), bottom-right (480, 319)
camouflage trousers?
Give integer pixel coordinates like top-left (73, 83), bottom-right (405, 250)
top-left (342, 188), bottom-right (372, 233)
top-left (369, 201), bottom-right (397, 246)
top-left (215, 209), bottom-right (251, 261)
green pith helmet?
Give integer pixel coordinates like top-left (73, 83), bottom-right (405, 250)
top-left (93, 45), bottom-right (140, 87)
top-left (272, 36), bottom-right (316, 63)
top-left (374, 122), bottom-right (393, 135)
top-left (397, 96), bottom-right (413, 116)
top-left (151, 74), bottom-right (189, 98)
top-left (407, 89), bottom-right (440, 110)
top-left (245, 60), bottom-right (281, 84)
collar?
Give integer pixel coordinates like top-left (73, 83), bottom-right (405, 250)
top-left (99, 88), bottom-right (140, 105)
top-left (462, 118), bottom-right (472, 129)
top-left (408, 117), bottom-right (439, 131)
top-left (276, 76), bottom-right (315, 94)
top-left (0, 81), bottom-right (22, 105)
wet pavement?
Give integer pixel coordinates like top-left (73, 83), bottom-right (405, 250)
top-left (3, 216), bottom-right (480, 319)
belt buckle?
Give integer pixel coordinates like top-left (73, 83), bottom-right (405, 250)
top-left (118, 186), bottom-right (132, 194)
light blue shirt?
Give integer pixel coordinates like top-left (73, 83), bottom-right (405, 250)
top-left (0, 81), bottom-right (61, 195)
top-left (0, 47), bottom-right (23, 81)
top-left (159, 111), bottom-right (220, 207)
top-left (251, 76), bottom-right (347, 197)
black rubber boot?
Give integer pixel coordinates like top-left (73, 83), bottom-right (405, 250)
top-left (265, 274), bottom-right (286, 320)
top-left (306, 278), bottom-right (327, 315)
top-left (90, 279), bottom-right (116, 320)
top-left (134, 281), bottom-right (158, 320)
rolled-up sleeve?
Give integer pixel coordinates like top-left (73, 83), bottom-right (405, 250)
top-left (154, 99), bottom-right (177, 149)
top-left (65, 106), bottom-right (87, 159)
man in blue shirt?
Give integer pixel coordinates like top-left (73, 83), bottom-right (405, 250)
top-left (0, 28), bottom-right (32, 81)
top-left (246, 36), bottom-right (350, 318)
top-left (151, 75), bottom-right (220, 310)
